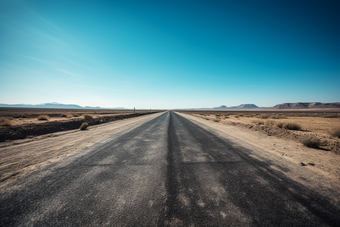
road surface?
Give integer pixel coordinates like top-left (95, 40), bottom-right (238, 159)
top-left (1, 111), bottom-right (340, 226)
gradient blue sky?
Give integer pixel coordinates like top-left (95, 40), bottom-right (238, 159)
top-left (1, 0), bottom-right (339, 109)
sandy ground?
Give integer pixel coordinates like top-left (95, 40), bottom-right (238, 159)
top-left (0, 112), bottom-right (164, 186)
top-left (1, 112), bottom-right (145, 127)
top-left (179, 112), bottom-right (340, 182)
top-left (227, 115), bottom-right (340, 137)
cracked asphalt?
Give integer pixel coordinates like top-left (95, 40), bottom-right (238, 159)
top-left (1, 111), bottom-right (340, 226)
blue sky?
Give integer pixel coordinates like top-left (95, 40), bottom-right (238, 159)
top-left (0, 0), bottom-right (339, 109)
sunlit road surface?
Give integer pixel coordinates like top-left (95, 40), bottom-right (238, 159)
top-left (1, 111), bottom-right (340, 226)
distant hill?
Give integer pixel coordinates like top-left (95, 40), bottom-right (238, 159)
top-left (230, 104), bottom-right (258, 109)
top-left (0, 102), bottom-right (126, 109)
top-left (213, 104), bottom-right (258, 109)
top-left (273, 102), bottom-right (340, 109)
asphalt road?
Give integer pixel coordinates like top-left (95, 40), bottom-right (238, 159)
top-left (1, 111), bottom-right (340, 226)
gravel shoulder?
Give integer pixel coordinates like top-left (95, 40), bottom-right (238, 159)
top-left (0, 112), bottom-right (164, 187)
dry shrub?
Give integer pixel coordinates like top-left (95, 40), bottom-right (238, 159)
top-left (301, 138), bottom-right (320, 148)
top-left (213, 119), bottom-right (220, 122)
top-left (323, 115), bottom-right (338, 118)
top-left (37, 115), bottom-right (49, 121)
top-left (264, 120), bottom-right (275, 126)
top-left (234, 115), bottom-right (239, 118)
top-left (259, 114), bottom-right (270, 119)
top-left (61, 114), bottom-right (67, 117)
top-left (83, 114), bottom-right (93, 120)
top-left (66, 114), bottom-right (73, 118)
top-left (252, 120), bottom-right (264, 125)
top-left (0, 117), bottom-right (12, 126)
top-left (224, 116), bottom-right (229, 119)
top-left (276, 122), bottom-right (284, 128)
top-left (329, 127), bottom-right (340, 138)
top-left (80, 122), bottom-right (88, 130)
top-left (283, 122), bottom-right (301, 130)
top-left (73, 114), bottom-right (79, 117)
top-left (271, 114), bottom-right (287, 119)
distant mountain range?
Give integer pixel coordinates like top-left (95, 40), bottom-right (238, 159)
top-left (0, 102), bottom-right (126, 109)
top-left (213, 104), bottom-right (259, 109)
top-left (272, 102), bottom-right (340, 109)
top-left (1, 102), bottom-right (339, 110)
top-left (189, 102), bottom-right (340, 110)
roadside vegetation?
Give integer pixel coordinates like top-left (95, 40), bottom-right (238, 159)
top-left (301, 138), bottom-right (321, 148)
top-left (80, 122), bottom-right (88, 130)
top-left (180, 110), bottom-right (340, 154)
top-left (0, 117), bottom-right (12, 126)
top-left (330, 127), bottom-right (340, 138)
top-left (37, 115), bottom-right (50, 121)
top-left (83, 114), bottom-right (93, 120)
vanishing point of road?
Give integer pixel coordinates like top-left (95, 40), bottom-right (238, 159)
top-left (1, 111), bottom-right (340, 226)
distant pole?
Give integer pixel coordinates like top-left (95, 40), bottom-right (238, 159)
top-left (134, 107), bottom-right (135, 115)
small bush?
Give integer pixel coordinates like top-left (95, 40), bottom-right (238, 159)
top-left (80, 122), bottom-right (88, 130)
top-left (66, 114), bottom-right (73, 118)
top-left (259, 114), bottom-right (270, 119)
top-left (323, 115), bottom-right (338, 118)
top-left (0, 117), bottom-right (12, 126)
top-left (83, 114), bottom-right (93, 120)
top-left (283, 122), bottom-right (301, 130)
top-left (213, 119), bottom-right (220, 122)
top-left (329, 127), bottom-right (340, 138)
top-left (276, 122), bottom-right (284, 128)
top-left (271, 114), bottom-right (287, 119)
top-left (73, 114), bottom-right (79, 117)
top-left (264, 120), bottom-right (274, 126)
top-left (302, 138), bottom-right (320, 148)
top-left (37, 115), bottom-right (49, 121)
top-left (252, 120), bottom-right (264, 125)
top-left (61, 114), bottom-right (67, 117)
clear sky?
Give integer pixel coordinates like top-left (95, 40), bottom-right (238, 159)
top-left (0, 0), bottom-right (339, 109)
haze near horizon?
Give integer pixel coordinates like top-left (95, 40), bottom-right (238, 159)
top-left (1, 0), bottom-right (339, 109)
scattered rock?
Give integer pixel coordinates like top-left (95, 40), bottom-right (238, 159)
top-left (300, 162), bottom-right (307, 166)
top-left (308, 163), bottom-right (315, 166)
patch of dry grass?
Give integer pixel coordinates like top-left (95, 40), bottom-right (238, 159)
top-left (259, 114), bottom-right (270, 119)
top-left (301, 138), bottom-right (320, 148)
top-left (66, 114), bottom-right (73, 118)
top-left (329, 127), bottom-right (340, 138)
top-left (37, 115), bottom-right (49, 121)
top-left (264, 120), bottom-right (275, 126)
top-left (323, 114), bottom-right (339, 118)
top-left (270, 114), bottom-right (287, 119)
top-left (252, 120), bottom-right (264, 125)
top-left (83, 114), bottom-right (93, 120)
top-left (80, 122), bottom-right (88, 130)
top-left (284, 122), bottom-right (302, 130)
top-left (0, 117), bottom-right (12, 126)
top-left (276, 122), bottom-right (284, 128)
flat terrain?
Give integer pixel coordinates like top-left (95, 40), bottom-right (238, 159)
top-left (0, 108), bottom-right (160, 141)
top-left (1, 111), bottom-right (340, 226)
top-left (179, 110), bottom-right (340, 154)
